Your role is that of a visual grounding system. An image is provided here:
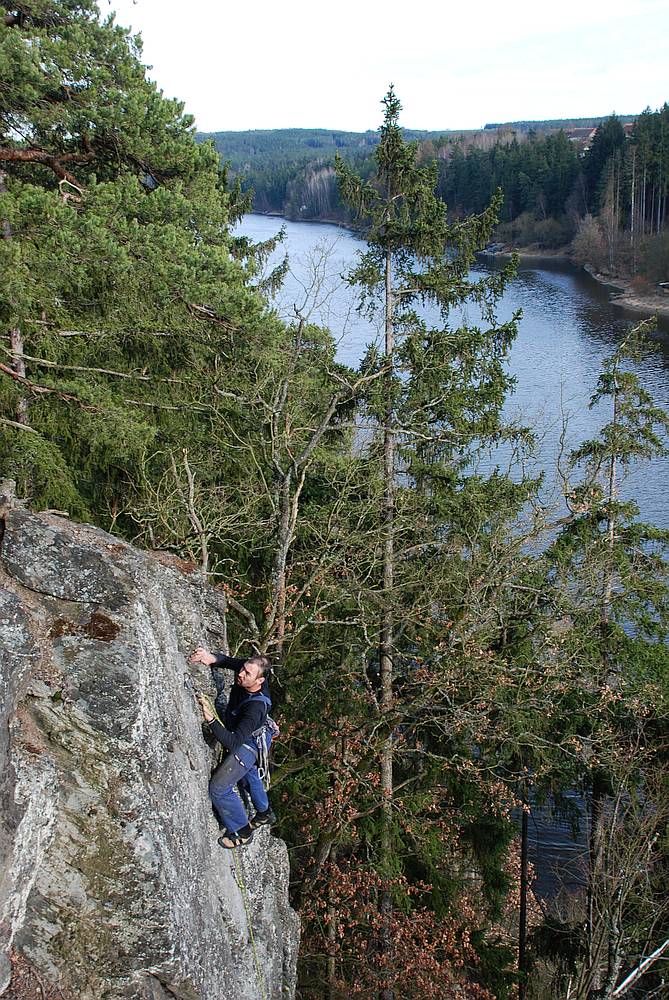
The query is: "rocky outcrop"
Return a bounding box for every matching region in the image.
[0,498,298,1000]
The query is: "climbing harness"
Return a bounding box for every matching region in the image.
[231,845,268,1000]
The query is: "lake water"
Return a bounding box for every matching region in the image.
[238,213,669,529]
[237,214,669,898]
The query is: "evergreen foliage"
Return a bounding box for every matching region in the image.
[0,0,273,523]
[204,108,669,278]
[440,131,579,223]
[275,85,534,997]
[528,322,669,997]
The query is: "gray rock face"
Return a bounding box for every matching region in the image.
[0,508,299,1000]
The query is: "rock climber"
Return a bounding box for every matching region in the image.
[188,646,277,849]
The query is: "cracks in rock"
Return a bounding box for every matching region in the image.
[143,973,199,1000]
[0,479,26,555]
[0,568,94,606]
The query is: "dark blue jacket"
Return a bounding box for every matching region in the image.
[208,653,271,753]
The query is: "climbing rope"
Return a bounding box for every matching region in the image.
[231,845,268,1000]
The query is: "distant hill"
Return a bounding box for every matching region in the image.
[197,118,638,166]
[483,116,637,132]
[197,127,452,172]
[196,127,459,221]
[195,115,641,222]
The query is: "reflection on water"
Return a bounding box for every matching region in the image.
[488,259,669,525]
[522,793,588,900]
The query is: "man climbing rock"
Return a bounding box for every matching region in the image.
[189,646,277,849]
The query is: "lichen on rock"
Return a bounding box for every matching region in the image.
[0,508,298,1000]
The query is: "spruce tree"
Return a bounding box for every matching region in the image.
[536,320,669,998]
[321,86,531,996]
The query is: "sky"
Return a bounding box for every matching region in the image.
[104,0,669,133]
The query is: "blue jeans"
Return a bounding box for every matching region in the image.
[209,744,259,834]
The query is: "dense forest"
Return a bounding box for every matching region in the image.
[206,110,669,285]
[199,126,450,219]
[199,119,605,220]
[483,117,636,132]
[2,4,669,999]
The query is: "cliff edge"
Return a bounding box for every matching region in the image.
[0,495,298,1000]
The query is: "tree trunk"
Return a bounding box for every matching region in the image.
[583,367,620,996]
[602,364,619,666]
[381,245,395,830]
[379,244,395,1000]
[263,469,293,654]
[586,775,606,997]
[9,327,29,426]
[629,149,636,269]
[1,173,28,426]
[518,788,529,1000]
[327,844,339,1000]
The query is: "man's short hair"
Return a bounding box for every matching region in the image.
[246,654,271,678]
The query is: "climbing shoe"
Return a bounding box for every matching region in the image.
[218,825,254,849]
[249,808,276,830]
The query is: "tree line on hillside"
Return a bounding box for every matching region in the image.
[2,5,668,999]
[198,127,448,171]
[571,109,669,281]
[222,109,669,284]
[483,116,636,132]
[200,127,446,220]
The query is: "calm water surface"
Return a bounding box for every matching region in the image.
[239,214,669,527]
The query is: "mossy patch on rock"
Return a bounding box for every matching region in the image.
[50,612,120,643]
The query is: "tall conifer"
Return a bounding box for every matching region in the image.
[332,86,528,995]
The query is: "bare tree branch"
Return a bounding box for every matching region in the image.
[2,347,151,381]
[226,594,261,642]
[0,415,38,433]
[0,145,93,187]
[611,938,669,997]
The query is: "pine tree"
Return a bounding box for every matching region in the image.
[0,0,268,522]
